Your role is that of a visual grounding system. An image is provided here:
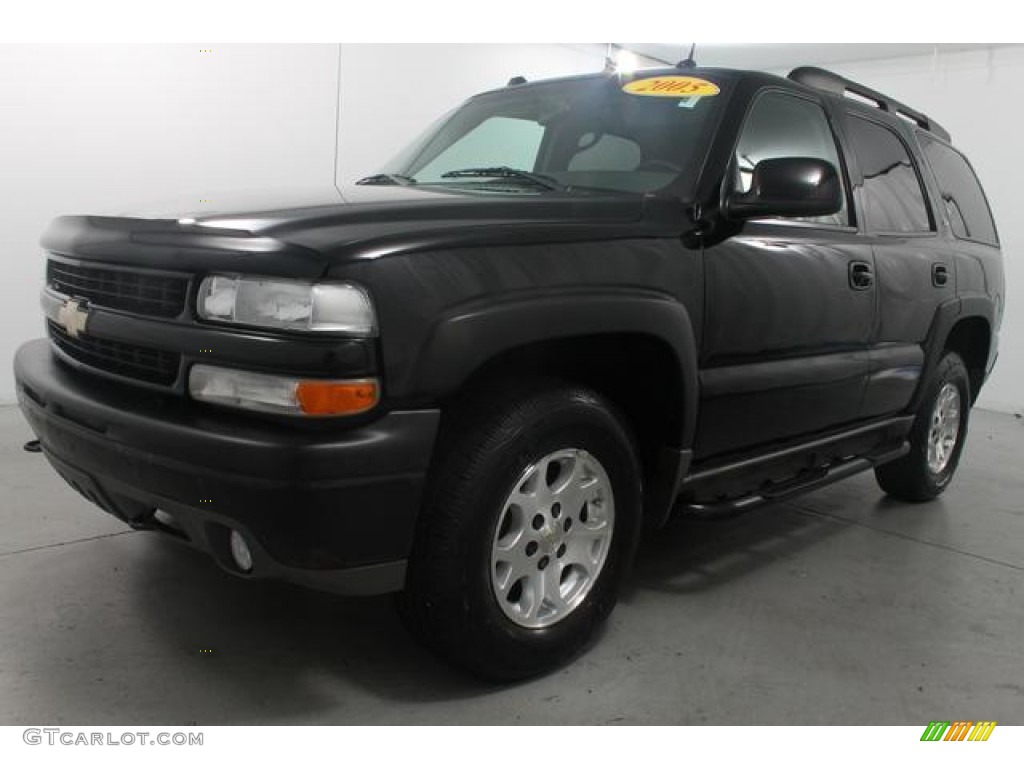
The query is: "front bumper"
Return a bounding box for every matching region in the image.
[14,339,439,595]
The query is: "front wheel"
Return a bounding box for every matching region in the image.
[399,382,642,681]
[875,351,971,502]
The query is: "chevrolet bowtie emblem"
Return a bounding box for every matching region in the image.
[57,298,90,339]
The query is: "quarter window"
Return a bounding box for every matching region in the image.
[920,136,998,244]
[846,115,932,233]
[734,91,849,226]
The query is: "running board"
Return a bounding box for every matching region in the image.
[682,416,914,489]
[679,440,910,519]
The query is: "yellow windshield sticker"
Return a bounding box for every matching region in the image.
[622,76,720,98]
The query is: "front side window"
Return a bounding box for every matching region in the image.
[380,74,727,195]
[919,136,998,244]
[846,115,932,233]
[733,90,849,226]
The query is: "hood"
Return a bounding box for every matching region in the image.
[113,186,349,225]
[117,183,647,234]
[42,184,683,278]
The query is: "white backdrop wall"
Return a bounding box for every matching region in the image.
[0,44,340,403]
[804,48,1023,414]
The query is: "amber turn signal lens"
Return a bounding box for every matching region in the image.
[295,379,379,416]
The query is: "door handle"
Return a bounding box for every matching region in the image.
[849,261,873,290]
[932,263,949,287]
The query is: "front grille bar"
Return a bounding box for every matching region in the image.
[47,320,180,386]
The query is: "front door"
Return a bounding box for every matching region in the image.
[696,89,875,459]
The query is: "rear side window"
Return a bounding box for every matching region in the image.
[846,115,932,233]
[920,136,998,245]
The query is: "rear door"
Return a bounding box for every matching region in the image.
[840,112,954,418]
[696,89,875,459]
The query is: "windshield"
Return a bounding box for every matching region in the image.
[375,72,728,195]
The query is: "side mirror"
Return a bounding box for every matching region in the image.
[724,157,842,220]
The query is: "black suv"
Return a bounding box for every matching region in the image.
[14,65,1003,680]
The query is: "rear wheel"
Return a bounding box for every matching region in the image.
[399,382,642,681]
[875,351,971,502]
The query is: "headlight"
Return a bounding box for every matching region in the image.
[189,364,379,417]
[197,275,376,335]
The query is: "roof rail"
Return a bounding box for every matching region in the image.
[788,66,951,143]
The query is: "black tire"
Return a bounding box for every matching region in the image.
[874,351,971,502]
[399,380,642,682]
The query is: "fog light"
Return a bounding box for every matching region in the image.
[229,530,253,573]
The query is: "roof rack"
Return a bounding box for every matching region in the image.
[788,66,951,143]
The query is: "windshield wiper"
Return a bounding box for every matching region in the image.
[356,173,417,186]
[439,166,562,190]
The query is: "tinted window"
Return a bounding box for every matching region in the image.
[846,115,931,232]
[920,136,998,244]
[568,133,642,171]
[734,91,848,226]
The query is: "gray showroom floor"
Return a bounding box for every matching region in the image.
[1,404,1022,725]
